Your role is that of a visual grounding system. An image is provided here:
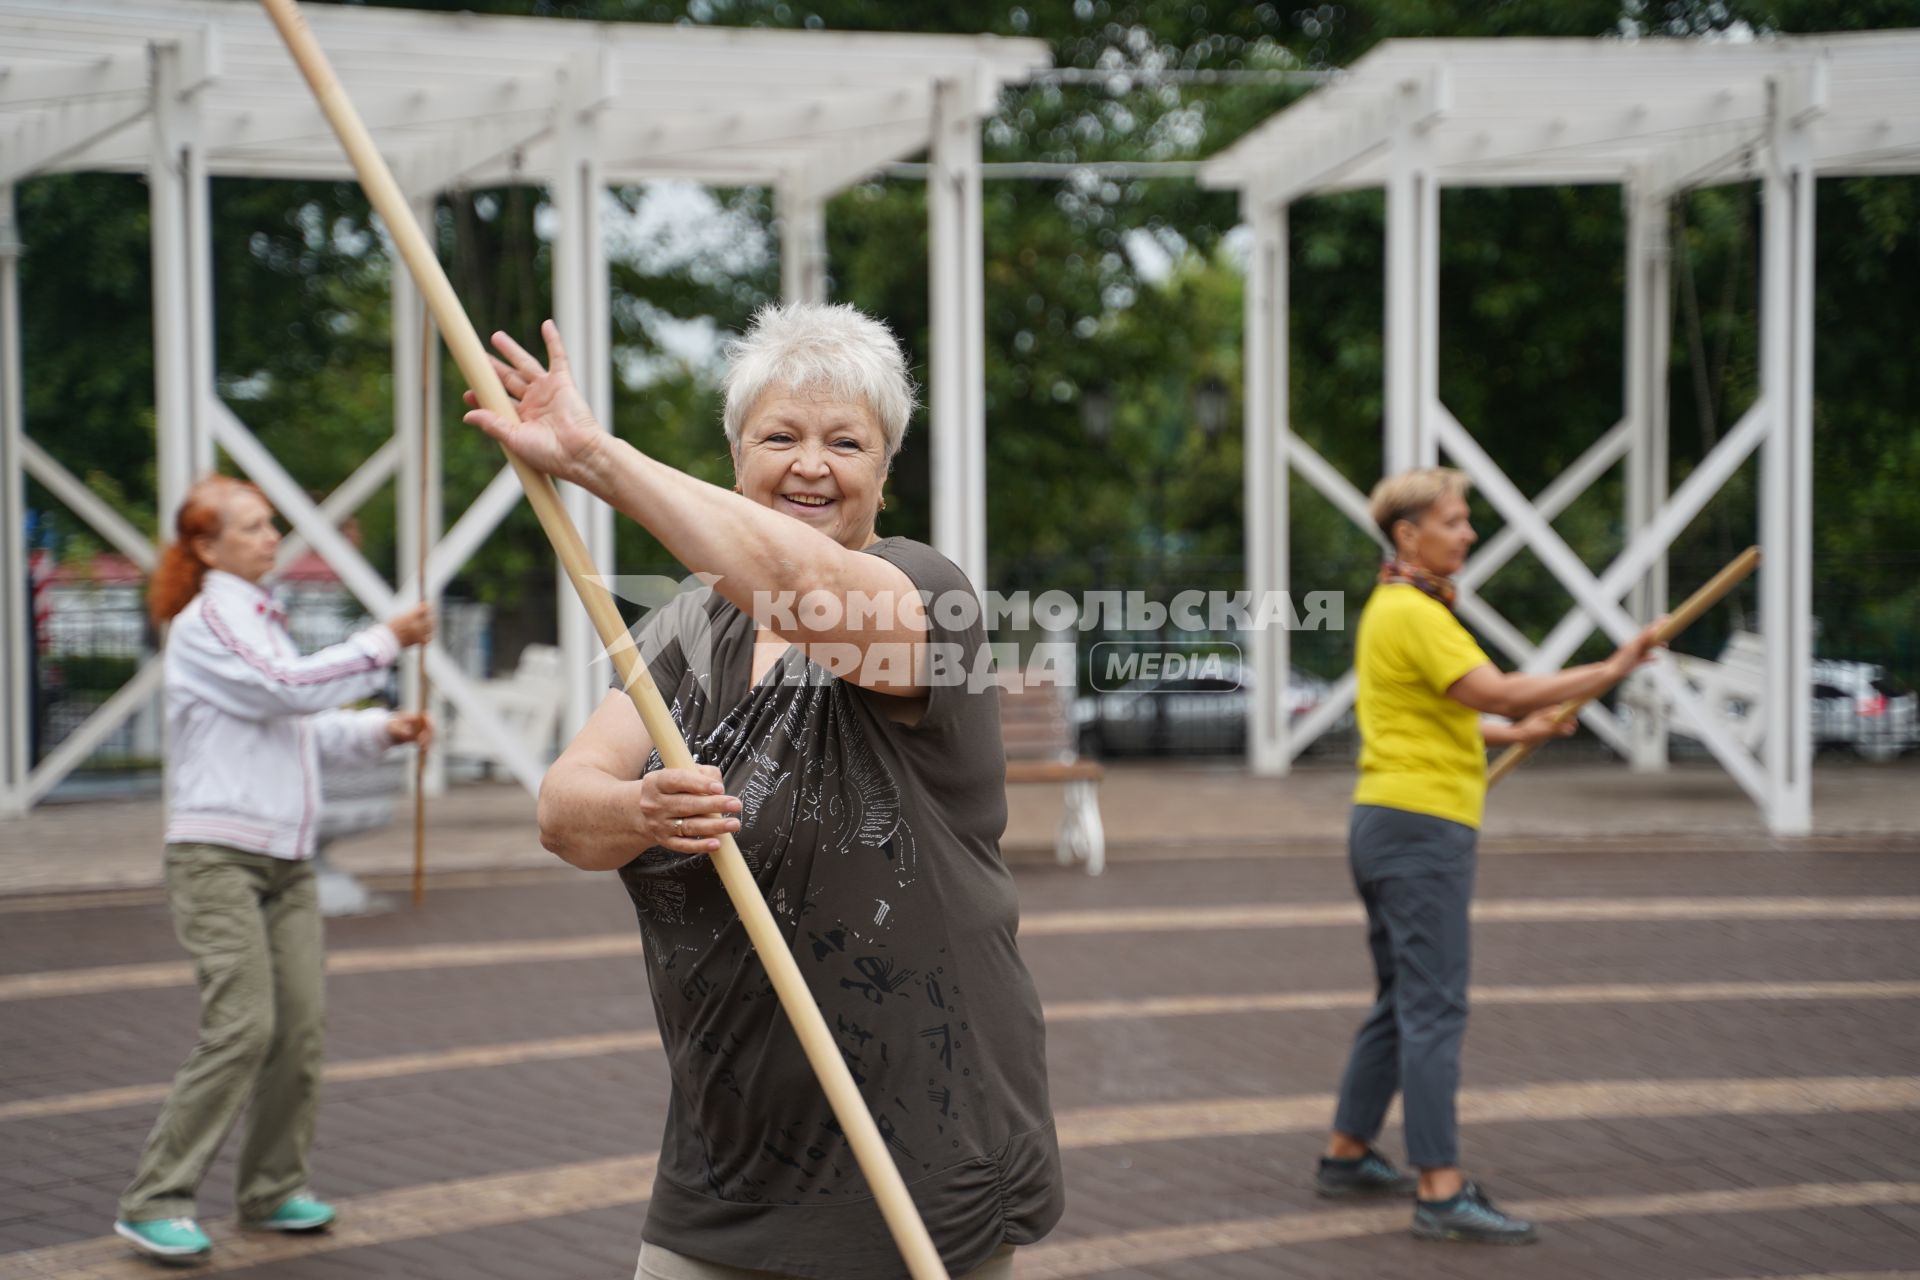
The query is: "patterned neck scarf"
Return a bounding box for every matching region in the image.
[1378,558,1457,612]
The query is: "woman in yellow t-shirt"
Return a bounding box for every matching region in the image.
[1312,467,1661,1246]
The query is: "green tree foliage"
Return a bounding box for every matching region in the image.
[15,0,1919,682]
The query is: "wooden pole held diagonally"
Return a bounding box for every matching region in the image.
[412,305,433,910]
[1487,545,1761,788]
[254,3,950,1274]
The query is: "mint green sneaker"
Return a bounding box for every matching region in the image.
[243,1194,335,1233]
[114,1217,211,1260]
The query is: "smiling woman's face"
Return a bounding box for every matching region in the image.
[733,386,889,550]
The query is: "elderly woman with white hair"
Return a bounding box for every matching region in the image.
[463,304,1063,1280]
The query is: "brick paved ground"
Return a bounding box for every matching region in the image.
[4,756,1916,895]
[3,833,1919,1277]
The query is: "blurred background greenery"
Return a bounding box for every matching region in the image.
[18,0,1920,686]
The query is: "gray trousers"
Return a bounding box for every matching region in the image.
[1331,804,1477,1169]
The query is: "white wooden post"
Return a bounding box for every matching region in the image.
[1625,180,1672,771]
[928,75,987,590]
[551,90,615,744]
[1415,170,1441,468]
[0,184,27,816]
[151,40,212,824]
[1244,197,1291,775]
[780,175,829,305]
[150,41,198,536]
[1759,117,1816,835]
[394,193,446,795]
[186,129,214,478]
[1383,131,1437,474]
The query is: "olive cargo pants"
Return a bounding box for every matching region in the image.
[119,843,325,1224]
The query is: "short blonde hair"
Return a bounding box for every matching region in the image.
[1368,468,1471,546]
[721,302,917,462]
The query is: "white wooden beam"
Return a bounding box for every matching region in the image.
[411,463,523,604]
[1811,117,1920,170]
[1457,418,1631,594]
[393,53,613,199]
[274,437,402,571]
[3,24,221,180]
[1281,428,1629,752]
[1284,432,1381,547]
[394,113,552,202]
[1436,403,1769,804]
[19,438,157,572]
[281,8,1046,79]
[1532,400,1771,673]
[1643,123,1766,197]
[1405,90,1756,179]
[0,49,148,107]
[1288,670,1357,764]
[25,656,163,807]
[212,402,545,793]
[605,83,928,162]
[0,97,151,184]
[800,118,932,197]
[71,74,555,171]
[212,403,396,616]
[1232,68,1448,207]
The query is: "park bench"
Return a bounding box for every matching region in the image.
[445,643,566,778]
[999,679,1106,876]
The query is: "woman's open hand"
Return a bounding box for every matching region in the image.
[462,320,609,490]
[636,764,743,857]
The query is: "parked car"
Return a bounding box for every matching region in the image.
[1619,633,1917,764]
[1072,661,1336,758]
[1812,659,1917,762]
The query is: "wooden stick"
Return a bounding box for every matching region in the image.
[256,4,949,1274]
[412,304,433,910]
[1486,545,1761,788]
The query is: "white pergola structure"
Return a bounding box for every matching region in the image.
[0,0,1047,813]
[1202,33,1920,835]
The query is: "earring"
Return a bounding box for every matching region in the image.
[879,497,887,511]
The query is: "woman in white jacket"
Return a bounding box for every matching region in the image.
[113,475,433,1262]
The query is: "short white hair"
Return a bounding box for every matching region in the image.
[721,302,916,461]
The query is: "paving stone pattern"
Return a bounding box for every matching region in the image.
[1,844,1918,1277]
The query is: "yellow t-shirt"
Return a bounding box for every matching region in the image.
[1352,583,1493,829]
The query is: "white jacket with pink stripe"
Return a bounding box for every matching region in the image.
[163,570,401,860]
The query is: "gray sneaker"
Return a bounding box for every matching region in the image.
[1314,1148,1419,1198]
[1412,1179,1538,1244]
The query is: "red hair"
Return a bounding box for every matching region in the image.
[148,476,269,627]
